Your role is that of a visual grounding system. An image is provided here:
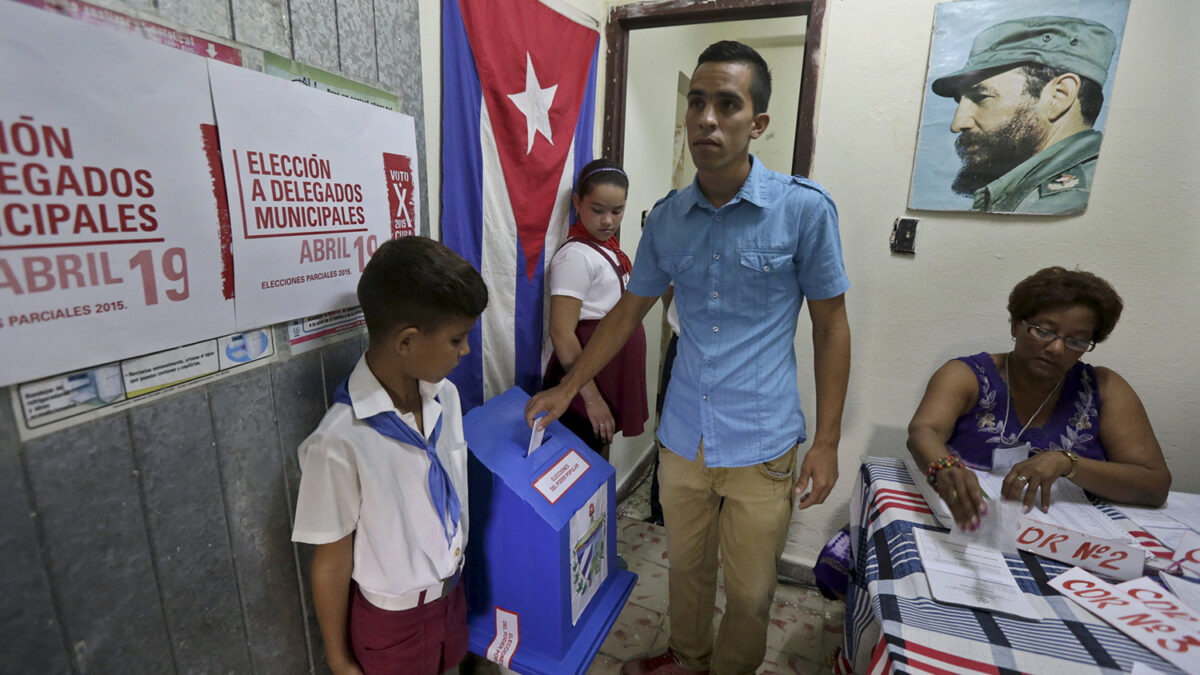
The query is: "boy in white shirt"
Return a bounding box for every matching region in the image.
[291,236,488,674]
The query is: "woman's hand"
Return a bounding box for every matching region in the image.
[584,395,615,443]
[934,466,988,531]
[1002,451,1072,513]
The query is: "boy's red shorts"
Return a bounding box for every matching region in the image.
[350,580,468,674]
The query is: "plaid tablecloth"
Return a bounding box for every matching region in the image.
[844,457,1184,675]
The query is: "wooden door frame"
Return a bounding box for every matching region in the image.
[602,0,826,177]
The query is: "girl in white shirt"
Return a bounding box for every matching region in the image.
[543,159,647,458]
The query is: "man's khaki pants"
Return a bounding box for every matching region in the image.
[659,440,798,675]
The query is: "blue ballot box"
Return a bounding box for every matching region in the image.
[463,387,637,674]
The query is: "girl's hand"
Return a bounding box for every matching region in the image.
[584,396,615,443]
[935,466,988,531]
[1003,451,1072,513]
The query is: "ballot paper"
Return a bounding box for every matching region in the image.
[1130,663,1173,675]
[1161,574,1200,615]
[902,457,953,526]
[972,468,1134,544]
[913,528,1039,619]
[1171,531,1200,577]
[527,423,546,457]
[1119,492,1200,551]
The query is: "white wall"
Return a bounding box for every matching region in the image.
[793,0,1200,562]
[419,0,1200,564]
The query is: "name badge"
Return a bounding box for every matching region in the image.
[992,444,1031,471]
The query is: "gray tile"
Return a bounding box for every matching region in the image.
[270,350,330,673]
[271,349,328,506]
[374,0,421,105]
[321,337,364,405]
[335,0,378,82]
[113,0,156,11]
[130,390,253,673]
[157,0,232,39]
[231,0,292,55]
[210,370,309,673]
[0,393,71,674]
[289,0,339,70]
[24,416,174,673]
[373,0,428,235]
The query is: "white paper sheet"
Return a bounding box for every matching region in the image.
[913,528,1039,619]
[972,468,1133,543]
[1161,575,1200,616]
[902,457,952,526]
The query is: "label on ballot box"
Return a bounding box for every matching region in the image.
[535,450,590,504]
[487,608,520,668]
[1016,516,1143,580]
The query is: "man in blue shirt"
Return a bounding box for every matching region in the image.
[527,41,850,675]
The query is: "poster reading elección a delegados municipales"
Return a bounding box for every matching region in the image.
[209,60,420,330]
[0,2,234,387]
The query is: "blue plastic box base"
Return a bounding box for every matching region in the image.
[468,568,636,675]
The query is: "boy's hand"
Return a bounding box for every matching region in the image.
[525,384,573,430]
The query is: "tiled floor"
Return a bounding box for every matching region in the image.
[585,466,846,675]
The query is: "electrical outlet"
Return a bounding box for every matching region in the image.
[890,217,918,254]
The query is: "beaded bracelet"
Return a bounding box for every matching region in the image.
[925,456,964,487]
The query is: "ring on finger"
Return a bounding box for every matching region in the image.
[949,490,959,501]
[1016,475,1029,484]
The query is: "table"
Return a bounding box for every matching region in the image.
[844,456,1184,675]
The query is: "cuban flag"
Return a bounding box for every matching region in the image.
[442,0,599,410]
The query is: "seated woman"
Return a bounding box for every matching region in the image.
[908,266,1171,531]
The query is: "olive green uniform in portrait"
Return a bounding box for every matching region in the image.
[972,128,1102,214]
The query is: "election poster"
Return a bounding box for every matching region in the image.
[0,1,234,387]
[208,60,420,329]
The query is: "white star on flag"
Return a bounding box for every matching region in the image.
[506,52,557,154]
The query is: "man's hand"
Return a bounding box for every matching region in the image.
[525,384,574,430]
[795,443,838,509]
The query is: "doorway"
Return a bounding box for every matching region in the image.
[603,0,826,177]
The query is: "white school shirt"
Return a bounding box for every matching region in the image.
[291,355,468,601]
[548,240,628,320]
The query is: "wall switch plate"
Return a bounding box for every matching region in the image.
[890,217,918,254]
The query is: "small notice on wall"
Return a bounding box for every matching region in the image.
[287,307,365,354]
[263,52,398,111]
[14,327,273,438]
[208,60,421,329]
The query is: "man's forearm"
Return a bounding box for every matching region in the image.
[810,302,851,448]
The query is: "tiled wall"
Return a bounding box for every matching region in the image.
[0,0,425,671]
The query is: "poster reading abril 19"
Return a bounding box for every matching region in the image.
[0,2,233,387]
[208,61,420,330]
